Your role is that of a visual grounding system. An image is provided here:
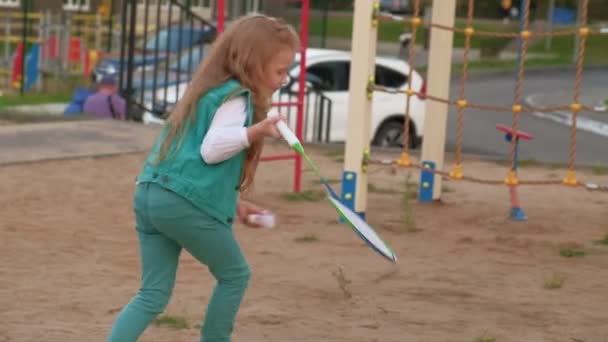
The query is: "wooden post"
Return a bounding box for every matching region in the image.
[419,0,457,201]
[341,0,378,217]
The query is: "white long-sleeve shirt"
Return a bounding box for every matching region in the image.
[200,96,250,164]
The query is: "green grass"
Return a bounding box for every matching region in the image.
[473,333,497,342]
[591,166,608,176]
[0,92,73,107]
[294,234,320,243]
[303,16,517,48]
[153,314,190,330]
[281,190,325,202]
[594,234,608,246]
[529,32,608,65]
[559,247,586,258]
[543,273,566,290]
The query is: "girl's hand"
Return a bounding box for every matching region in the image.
[247,115,286,142]
[236,199,266,228]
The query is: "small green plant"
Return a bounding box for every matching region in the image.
[442,185,454,193]
[294,234,319,243]
[473,333,496,342]
[543,273,566,289]
[559,248,586,258]
[154,314,190,330]
[594,233,608,246]
[331,265,352,298]
[281,190,325,202]
[401,172,419,232]
[368,182,401,194]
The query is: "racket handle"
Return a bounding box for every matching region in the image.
[276,120,301,147]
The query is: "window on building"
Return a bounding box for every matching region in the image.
[0,0,20,8]
[63,0,90,11]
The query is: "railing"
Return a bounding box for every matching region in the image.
[118,0,216,121]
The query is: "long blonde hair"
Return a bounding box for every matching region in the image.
[157,14,300,192]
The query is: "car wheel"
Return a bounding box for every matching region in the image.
[373,120,418,149]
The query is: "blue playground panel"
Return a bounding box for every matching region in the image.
[552,7,576,25]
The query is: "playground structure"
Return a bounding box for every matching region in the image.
[342,0,607,219]
[0,10,120,94]
[215,0,310,192]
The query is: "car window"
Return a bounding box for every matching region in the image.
[169,46,206,72]
[306,61,350,92]
[375,65,407,88]
[145,28,201,53]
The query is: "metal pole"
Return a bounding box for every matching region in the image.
[573,0,583,63]
[125,0,138,120]
[320,0,329,48]
[545,0,555,52]
[20,0,29,96]
[217,0,224,32]
[294,0,310,193]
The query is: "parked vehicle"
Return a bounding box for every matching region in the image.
[91,23,216,83]
[286,48,426,148]
[141,48,427,149]
[379,0,411,14]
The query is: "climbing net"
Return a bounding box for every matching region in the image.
[369,0,607,192]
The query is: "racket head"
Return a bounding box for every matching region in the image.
[326,195,397,263]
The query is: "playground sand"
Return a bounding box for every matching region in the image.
[1,144,607,342]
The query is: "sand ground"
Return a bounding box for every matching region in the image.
[1,142,607,342]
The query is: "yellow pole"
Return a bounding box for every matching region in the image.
[420,1,457,200]
[341,0,378,216]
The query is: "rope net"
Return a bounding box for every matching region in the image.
[370,0,607,191]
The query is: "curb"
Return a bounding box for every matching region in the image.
[464,64,608,81]
[525,93,608,138]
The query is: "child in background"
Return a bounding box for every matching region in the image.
[108,14,299,342]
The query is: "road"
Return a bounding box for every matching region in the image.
[441,68,608,166]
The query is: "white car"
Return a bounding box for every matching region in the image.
[143,48,427,148]
[280,48,426,148]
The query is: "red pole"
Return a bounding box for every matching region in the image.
[294,0,309,193]
[217,0,225,33]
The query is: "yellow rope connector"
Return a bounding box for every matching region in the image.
[512,104,523,113]
[457,99,468,109]
[366,76,375,100]
[579,27,590,37]
[464,27,475,37]
[520,30,531,39]
[372,1,380,27]
[405,88,416,97]
[410,17,422,27]
[362,148,371,173]
[396,151,411,167]
[449,164,464,180]
[505,170,519,186]
[570,103,582,112]
[563,170,578,186]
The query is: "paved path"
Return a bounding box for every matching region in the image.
[0,119,160,165]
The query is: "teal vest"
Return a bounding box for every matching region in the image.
[136,80,253,226]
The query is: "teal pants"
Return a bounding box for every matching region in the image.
[108,182,250,342]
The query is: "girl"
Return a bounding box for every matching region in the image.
[108,14,300,342]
